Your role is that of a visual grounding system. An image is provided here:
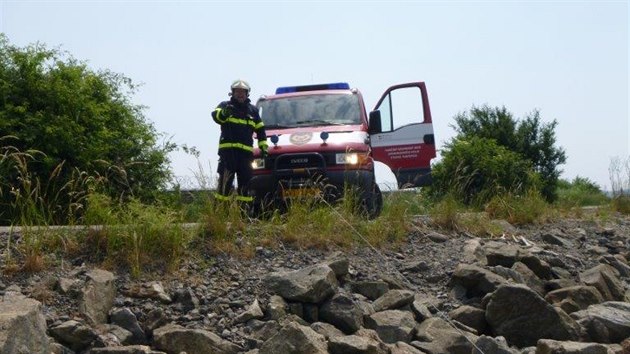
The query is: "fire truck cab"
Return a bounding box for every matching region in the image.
[249,82,436,218]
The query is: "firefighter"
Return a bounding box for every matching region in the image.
[212,79,268,204]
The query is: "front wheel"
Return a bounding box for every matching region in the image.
[362,183,383,219]
[249,191,276,219]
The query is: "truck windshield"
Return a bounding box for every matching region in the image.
[258,94,361,129]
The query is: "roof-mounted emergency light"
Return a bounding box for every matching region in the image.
[275,82,350,94]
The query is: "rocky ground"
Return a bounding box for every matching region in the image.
[1,211,630,353]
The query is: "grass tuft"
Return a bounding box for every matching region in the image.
[485,189,551,225]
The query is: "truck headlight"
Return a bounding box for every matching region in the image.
[336,152,368,165]
[252,158,265,170]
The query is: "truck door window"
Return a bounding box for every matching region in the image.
[389,87,425,130]
[379,96,393,132]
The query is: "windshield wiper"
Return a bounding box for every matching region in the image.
[295,120,344,126]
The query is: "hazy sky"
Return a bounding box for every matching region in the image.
[1,0,628,190]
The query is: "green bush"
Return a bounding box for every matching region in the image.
[428,137,540,206]
[556,176,609,208]
[0,35,175,225]
[452,105,566,202]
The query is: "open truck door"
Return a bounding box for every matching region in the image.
[369,82,436,189]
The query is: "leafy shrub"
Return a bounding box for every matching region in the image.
[452,105,566,201]
[556,176,609,208]
[428,137,540,206]
[0,35,174,225]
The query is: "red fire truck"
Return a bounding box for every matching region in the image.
[249,82,436,218]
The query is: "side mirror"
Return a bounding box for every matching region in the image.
[368,110,382,134]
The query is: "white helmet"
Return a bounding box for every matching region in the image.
[231,79,251,93]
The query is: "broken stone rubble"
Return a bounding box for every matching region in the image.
[1,216,630,353]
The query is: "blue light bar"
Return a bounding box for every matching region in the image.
[275,82,350,94]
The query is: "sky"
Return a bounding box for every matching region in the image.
[1,0,628,191]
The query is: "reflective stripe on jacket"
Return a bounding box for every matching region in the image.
[212,98,267,154]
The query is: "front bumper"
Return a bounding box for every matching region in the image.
[250,167,375,203]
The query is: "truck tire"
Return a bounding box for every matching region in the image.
[363,183,383,219]
[249,192,275,219]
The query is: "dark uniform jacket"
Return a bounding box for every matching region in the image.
[212,97,267,157]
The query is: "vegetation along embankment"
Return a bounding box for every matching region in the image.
[1,33,629,277]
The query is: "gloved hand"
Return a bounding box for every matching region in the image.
[222,105,233,118]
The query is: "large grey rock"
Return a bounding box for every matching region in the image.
[267,295,288,320]
[328,331,389,354]
[365,310,416,344]
[265,264,338,303]
[401,260,431,273]
[489,265,525,285]
[153,323,241,354]
[388,341,426,354]
[449,264,508,300]
[50,342,74,354]
[472,335,518,354]
[234,298,264,324]
[483,242,552,279]
[98,324,133,347]
[570,301,630,344]
[142,308,168,336]
[485,283,581,347]
[372,289,415,312]
[518,254,553,280]
[56,277,81,296]
[579,264,626,302]
[411,295,434,322]
[123,281,171,303]
[536,339,616,354]
[247,319,281,342]
[413,317,478,354]
[259,321,328,354]
[89,345,166,353]
[326,252,350,278]
[349,280,389,300]
[109,307,146,345]
[172,287,199,313]
[462,238,485,264]
[310,321,344,339]
[0,296,50,354]
[541,231,575,248]
[379,274,407,290]
[280,314,310,327]
[357,298,376,320]
[80,269,116,325]
[545,286,605,314]
[49,319,98,352]
[448,305,487,335]
[599,254,630,278]
[319,293,364,334]
[482,241,524,267]
[426,231,449,243]
[511,261,546,295]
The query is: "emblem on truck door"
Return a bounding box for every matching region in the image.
[290,132,313,145]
